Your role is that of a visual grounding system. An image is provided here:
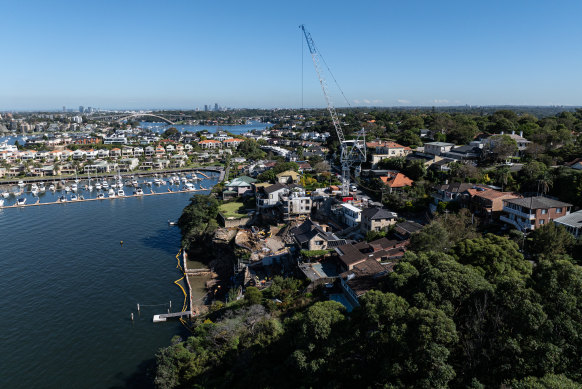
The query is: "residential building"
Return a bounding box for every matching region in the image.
[255,183,287,210]
[360,207,398,233]
[276,170,300,184]
[222,138,244,148]
[424,142,455,156]
[500,196,572,232]
[281,188,312,219]
[335,237,407,271]
[393,221,423,240]
[341,203,362,227]
[198,139,222,149]
[224,176,257,197]
[469,188,521,218]
[380,171,414,193]
[554,210,582,238]
[367,141,412,168]
[290,219,345,250]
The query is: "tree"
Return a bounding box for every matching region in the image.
[527,222,575,259]
[485,134,518,162]
[452,234,532,282]
[162,127,179,138]
[244,287,263,306]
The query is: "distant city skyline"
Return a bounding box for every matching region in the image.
[1,0,582,110]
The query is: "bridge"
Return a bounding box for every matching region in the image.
[153,311,192,322]
[90,112,177,125]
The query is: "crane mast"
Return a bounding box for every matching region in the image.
[300,24,365,196]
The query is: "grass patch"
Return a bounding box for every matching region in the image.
[219,202,247,218]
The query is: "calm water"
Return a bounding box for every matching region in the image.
[0,176,218,388]
[139,120,273,135]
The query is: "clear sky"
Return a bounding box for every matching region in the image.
[1,0,581,110]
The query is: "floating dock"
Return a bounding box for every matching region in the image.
[0,188,208,210]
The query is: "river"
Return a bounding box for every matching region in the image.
[0,175,218,388]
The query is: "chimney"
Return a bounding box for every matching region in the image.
[520,131,523,137]
[512,130,515,135]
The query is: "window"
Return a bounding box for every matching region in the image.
[556,208,562,213]
[540,219,545,225]
[541,209,547,215]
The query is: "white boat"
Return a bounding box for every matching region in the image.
[71,194,78,201]
[183,182,195,191]
[108,188,116,197]
[17,197,26,206]
[1,191,9,198]
[18,181,25,188]
[102,181,109,189]
[87,184,93,191]
[39,185,46,193]
[64,186,71,192]
[134,188,144,196]
[59,195,67,202]
[49,184,56,191]
[71,183,78,192]
[97,193,105,199]
[117,189,125,197]
[153,178,161,185]
[95,182,102,190]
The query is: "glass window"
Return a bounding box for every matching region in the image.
[540,219,545,225]
[556,208,562,213]
[541,209,547,214]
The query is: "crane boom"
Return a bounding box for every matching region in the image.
[300,25,345,144]
[300,24,365,196]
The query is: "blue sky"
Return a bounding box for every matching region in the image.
[1,0,581,110]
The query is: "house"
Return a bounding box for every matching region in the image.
[198,139,222,149]
[222,138,244,148]
[341,203,362,227]
[256,183,288,210]
[360,207,398,233]
[224,176,257,197]
[84,160,111,173]
[121,147,134,157]
[85,149,98,160]
[72,149,86,160]
[276,170,300,184]
[367,141,412,168]
[393,221,423,240]
[97,149,110,159]
[118,158,139,172]
[281,188,312,219]
[290,219,345,250]
[444,144,484,162]
[133,147,144,157]
[554,210,582,238]
[144,146,155,157]
[110,148,121,158]
[501,196,572,232]
[469,188,522,219]
[424,142,455,156]
[336,237,407,271]
[380,172,414,193]
[430,182,475,211]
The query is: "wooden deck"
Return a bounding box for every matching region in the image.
[153,311,192,322]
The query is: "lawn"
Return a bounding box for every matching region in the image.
[219,202,247,218]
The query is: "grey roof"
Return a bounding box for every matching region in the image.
[425,142,455,147]
[394,221,423,235]
[554,210,582,229]
[435,182,474,193]
[362,207,397,220]
[290,219,339,245]
[504,196,572,210]
[264,183,287,194]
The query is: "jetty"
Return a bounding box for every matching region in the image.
[0,188,209,210]
[153,311,192,323]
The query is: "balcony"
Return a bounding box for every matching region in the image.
[500,215,533,232]
[502,206,535,220]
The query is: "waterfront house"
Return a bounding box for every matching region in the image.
[224,176,257,197]
[222,138,244,148]
[97,149,110,159]
[133,147,144,157]
[118,158,139,172]
[110,148,122,158]
[144,146,155,157]
[122,147,134,157]
[500,196,572,232]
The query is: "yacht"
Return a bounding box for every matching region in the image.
[0,198,4,207]
[18,180,25,188]
[71,194,78,201]
[17,197,26,206]
[95,182,102,190]
[71,183,78,192]
[117,189,125,197]
[49,184,56,191]
[39,184,46,193]
[108,188,116,197]
[153,178,161,185]
[97,193,105,199]
[1,191,10,198]
[64,186,71,192]
[59,195,67,202]
[134,187,144,196]
[102,181,109,189]
[183,182,195,191]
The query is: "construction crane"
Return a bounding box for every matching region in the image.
[300,24,366,196]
